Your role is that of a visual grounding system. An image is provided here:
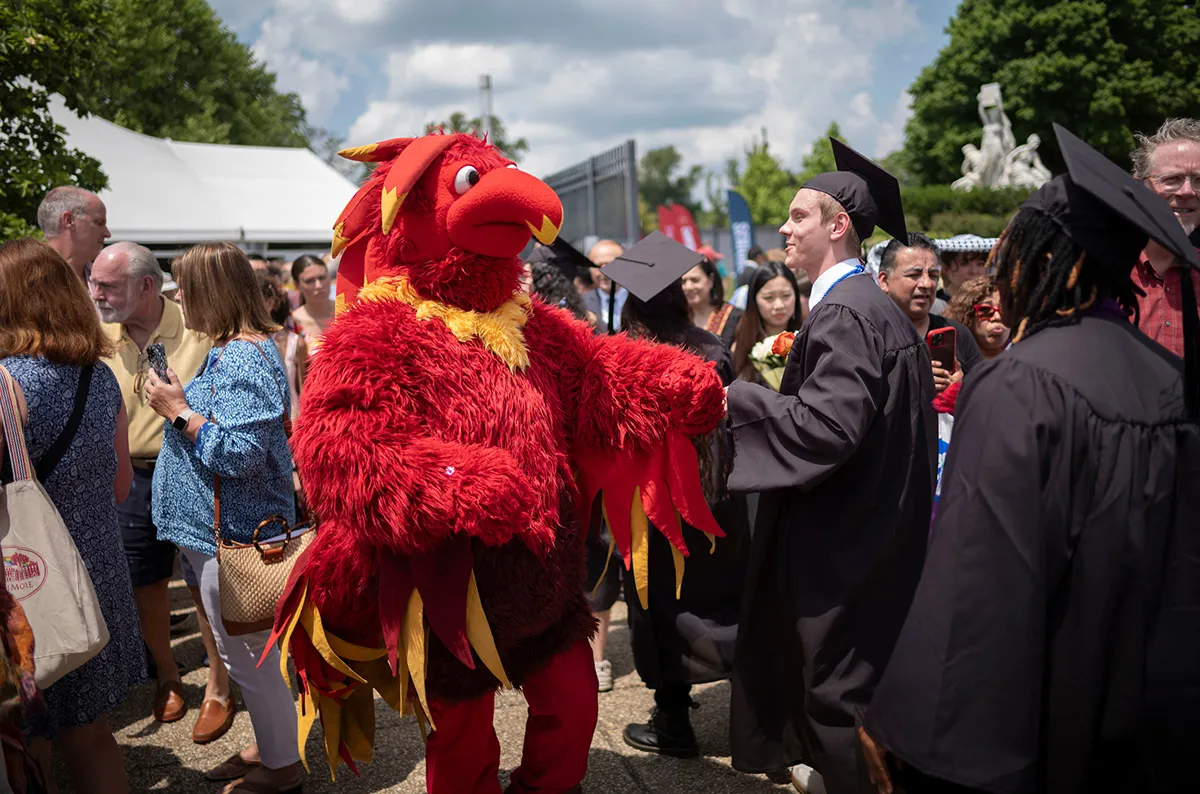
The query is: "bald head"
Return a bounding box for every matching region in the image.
[587,240,623,293]
[89,242,163,324]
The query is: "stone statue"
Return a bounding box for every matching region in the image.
[998,133,1053,190]
[953,83,1049,192]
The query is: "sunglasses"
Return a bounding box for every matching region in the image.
[973,304,1002,321]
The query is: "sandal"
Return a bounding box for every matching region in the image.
[206,753,261,782]
[221,764,303,794]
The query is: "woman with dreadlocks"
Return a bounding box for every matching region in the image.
[857,125,1200,794]
[616,277,749,760]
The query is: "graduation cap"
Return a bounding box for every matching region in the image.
[802,138,908,242]
[1024,123,1199,416]
[600,231,706,303]
[1023,123,1200,271]
[525,238,593,282]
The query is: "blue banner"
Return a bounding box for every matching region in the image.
[727,190,754,274]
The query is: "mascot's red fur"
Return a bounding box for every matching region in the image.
[269,132,726,794]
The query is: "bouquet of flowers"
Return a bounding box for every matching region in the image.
[749,331,795,391]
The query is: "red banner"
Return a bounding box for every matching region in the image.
[655,204,701,251]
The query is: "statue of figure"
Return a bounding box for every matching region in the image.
[999,133,1052,190]
[976,84,1014,187]
[952,144,985,192]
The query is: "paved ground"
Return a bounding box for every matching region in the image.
[76,578,793,793]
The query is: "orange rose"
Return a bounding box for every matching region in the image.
[770,332,795,357]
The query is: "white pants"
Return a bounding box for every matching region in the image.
[181,547,299,769]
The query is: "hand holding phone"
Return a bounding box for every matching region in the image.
[926,328,957,374]
[146,342,169,383]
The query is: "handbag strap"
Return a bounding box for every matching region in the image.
[0,368,35,483]
[34,364,92,483]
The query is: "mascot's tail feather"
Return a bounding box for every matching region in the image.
[262,537,511,780]
[576,430,724,611]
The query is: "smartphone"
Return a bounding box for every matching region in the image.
[146,342,169,382]
[926,327,957,374]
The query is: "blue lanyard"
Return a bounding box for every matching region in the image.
[827,265,865,294]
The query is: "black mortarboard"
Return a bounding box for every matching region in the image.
[1023,123,1200,271]
[802,138,908,241]
[525,238,592,282]
[1024,123,1199,417]
[600,231,706,303]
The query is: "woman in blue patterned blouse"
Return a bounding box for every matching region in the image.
[145,243,301,793]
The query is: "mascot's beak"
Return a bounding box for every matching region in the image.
[446,167,564,258]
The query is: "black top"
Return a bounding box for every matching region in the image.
[725,272,937,790]
[928,314,984,375]
[865,313,1200,794]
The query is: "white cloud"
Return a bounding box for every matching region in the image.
[222,0,927,178]
[874,91,914,157]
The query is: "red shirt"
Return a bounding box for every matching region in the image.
[1133,252,1200,359]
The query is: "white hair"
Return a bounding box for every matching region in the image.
[1131,117,1200,179]
[104,241,164,291]
[37,186,97,237]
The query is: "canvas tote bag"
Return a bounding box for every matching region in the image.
[0,366,108,689]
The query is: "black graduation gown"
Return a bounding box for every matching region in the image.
[725,273,938,792]
[625,328,749,689]
[864,314,1200,794]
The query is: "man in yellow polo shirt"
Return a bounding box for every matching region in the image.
[91,243,230,740]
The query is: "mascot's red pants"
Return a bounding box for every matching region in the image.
[425,639,598,794]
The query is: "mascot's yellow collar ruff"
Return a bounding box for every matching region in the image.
[357,276,532,371]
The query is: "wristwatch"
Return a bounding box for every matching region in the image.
[172,409,196,432]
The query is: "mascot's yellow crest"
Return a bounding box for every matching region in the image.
[358,276,532,371]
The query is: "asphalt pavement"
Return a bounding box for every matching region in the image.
[84,579,792,793]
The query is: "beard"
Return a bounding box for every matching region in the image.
[95,301,132,324]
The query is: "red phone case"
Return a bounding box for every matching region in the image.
[926,327,957,374]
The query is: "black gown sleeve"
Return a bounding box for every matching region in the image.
[726,305,885,493]
[863,358,1071,794]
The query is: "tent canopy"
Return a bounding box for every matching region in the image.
[50,95,358,247]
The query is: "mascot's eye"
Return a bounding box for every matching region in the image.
[454,166,481,195]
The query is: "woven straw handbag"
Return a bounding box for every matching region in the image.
[216,512,314,635]
[207,341,316,636]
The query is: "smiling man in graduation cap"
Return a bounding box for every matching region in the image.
[723,140,938,793]
[858,125,1200,794]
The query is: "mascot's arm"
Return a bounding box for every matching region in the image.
[526,304,727,609]
[293,320,537,556]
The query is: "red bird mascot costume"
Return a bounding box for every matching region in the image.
[269,132,727,794]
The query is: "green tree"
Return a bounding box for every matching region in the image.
[425,112,530,163]
[79,0,310,148]
[729,137,797,226]
[637,145,704,230]
[903,0,1200,185]
[797,122,847,183]
[1,0,110,238]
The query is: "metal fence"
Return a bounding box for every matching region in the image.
[541,140,640,249]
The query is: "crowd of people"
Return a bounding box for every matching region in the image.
[0,115,1195,794]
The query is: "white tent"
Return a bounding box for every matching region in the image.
[50,95,357,255]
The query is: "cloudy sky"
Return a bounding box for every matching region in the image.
[208,0,959,181]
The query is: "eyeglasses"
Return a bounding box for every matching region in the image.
[973,304,1002,321]
[1150,173,1200,194]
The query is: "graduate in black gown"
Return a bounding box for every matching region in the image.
[725,140,938,793]
[860,124,1200,794]
[615,275,749,758]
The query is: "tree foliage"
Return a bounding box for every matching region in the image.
[637,145,703,230]
[80,0,310,147]
[728,135,798,227]
[903,0,1200,185]
[1,0,110,238]
[425,112,529,163]
[796,122,847,184]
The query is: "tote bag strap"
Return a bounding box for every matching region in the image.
[34,364,92,484]
[0,367,35,483]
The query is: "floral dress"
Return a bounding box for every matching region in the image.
[0,356,146,739]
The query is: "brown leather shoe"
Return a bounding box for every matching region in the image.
[192,698,236,744]
[153,681,187,723]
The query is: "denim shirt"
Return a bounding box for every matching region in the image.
[152,340,295,556]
